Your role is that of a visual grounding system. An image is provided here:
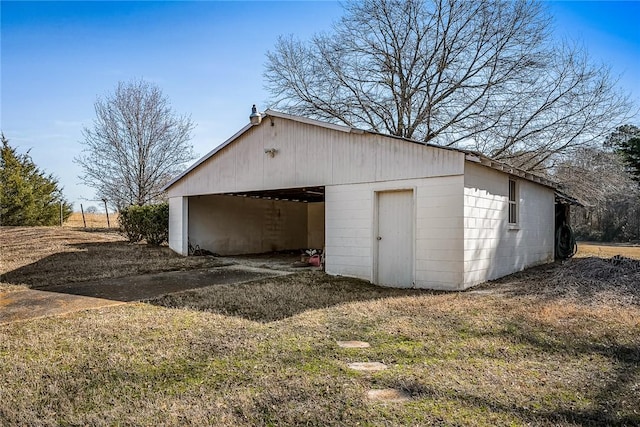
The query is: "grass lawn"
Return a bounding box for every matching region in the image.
[1,227,639,426]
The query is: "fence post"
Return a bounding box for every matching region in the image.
[80,204,87,228]
[103,199,110,228]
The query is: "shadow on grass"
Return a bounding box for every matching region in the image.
[1,241,226,291]
[147,271,433,322]
[386,314,640,427]
[1,240,429,312]
[501,316,640,426]
[395,379,639,426]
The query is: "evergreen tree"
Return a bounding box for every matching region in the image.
[0,134,73,226]
[607,124,640,182]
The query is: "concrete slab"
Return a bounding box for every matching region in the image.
[366,389,411,403]
[1,265,291,324]
[36,265,291,302]
[337,341,371,348]
[347,362,388,371]
[0,289,122,325]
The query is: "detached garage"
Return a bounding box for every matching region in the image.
[164,108,562,290]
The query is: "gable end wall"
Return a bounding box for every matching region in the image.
[167,118,464,197]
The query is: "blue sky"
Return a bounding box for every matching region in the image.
[2,1,639,211]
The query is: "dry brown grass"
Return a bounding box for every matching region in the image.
[150,271,426,322]
[1,230,639,426]
[486,256,640,307]
[0,226,224,291]
[63,212,119,229]
[577,241,640,259]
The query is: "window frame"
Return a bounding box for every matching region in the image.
[508,178,518,226]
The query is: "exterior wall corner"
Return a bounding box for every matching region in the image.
[168,197,188,256]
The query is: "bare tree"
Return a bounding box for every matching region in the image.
[265,0,633,172]
[553,147,634,206]
[76,79,196,209]
[553,145,640,241]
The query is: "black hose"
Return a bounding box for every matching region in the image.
[556,223,577,260]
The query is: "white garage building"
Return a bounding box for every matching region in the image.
[164,109,561,290]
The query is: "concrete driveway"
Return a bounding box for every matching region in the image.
[0,265,291,325]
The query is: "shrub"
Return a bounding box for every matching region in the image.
[143,203,169,246]
[119,203,169,245]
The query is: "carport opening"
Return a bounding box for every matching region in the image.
[187,186,325,257]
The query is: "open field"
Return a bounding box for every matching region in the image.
[63,211,119,229]
[576,241,640,259]
[0,228,639,426]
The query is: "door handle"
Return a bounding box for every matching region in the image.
[377,236,382,240]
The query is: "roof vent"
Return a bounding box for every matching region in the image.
[249,104,262,125]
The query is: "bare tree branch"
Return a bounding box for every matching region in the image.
[264,0,634,172]
[75,79,196,209]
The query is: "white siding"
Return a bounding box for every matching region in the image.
[188,195,308,255]
[167,118,464,197]
[463,163,555,287]
[168,197,188,255]
[325,175,464,290]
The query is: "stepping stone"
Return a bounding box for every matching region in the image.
[337,340,370,348]
[366,388,411,403]
[347,362,387,371]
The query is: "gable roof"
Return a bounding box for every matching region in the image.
[163,109,559,191]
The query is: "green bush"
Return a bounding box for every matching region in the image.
[118,206,145,243]
[143,203,169,245]
[119,203,169,245]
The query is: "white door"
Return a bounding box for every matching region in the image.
[376,190,413,287]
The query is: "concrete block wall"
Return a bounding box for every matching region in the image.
[168,197,188,255]
[188,195,308,255]
[463,163,555,286]
[415,176,465,289]
[307,202,325,249]
[325,175,464,290]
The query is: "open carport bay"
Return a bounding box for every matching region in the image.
[187,189,325,256]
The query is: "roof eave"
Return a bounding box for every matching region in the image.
[162,108,563,193]
[467,154,559,190]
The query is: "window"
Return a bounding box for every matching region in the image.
[508,179,518,225]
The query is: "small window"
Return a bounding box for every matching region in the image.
[508,179,518,224]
